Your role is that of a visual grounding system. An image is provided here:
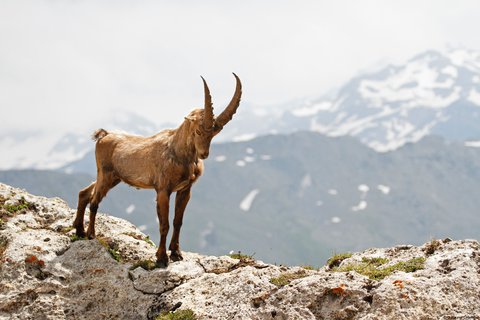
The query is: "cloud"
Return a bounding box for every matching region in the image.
[1,0,479,134]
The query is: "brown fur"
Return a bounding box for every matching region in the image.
[73,75,242,267]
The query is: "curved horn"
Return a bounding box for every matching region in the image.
[214,73,242,132]
[201,76,214,130]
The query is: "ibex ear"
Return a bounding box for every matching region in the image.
[184,115,197,121]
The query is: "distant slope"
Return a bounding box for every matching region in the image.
[2,132,480,266]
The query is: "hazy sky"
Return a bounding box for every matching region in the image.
[2,0,480,134]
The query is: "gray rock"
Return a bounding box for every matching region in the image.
[1,183,480,319]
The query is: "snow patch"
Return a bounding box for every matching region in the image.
[351,201,367,212]
[215,155,227,162]
[300,174,312,189]
[465,141,480,148]
[358,60,457,106]
[291,101,333,117]
[246,148,254,154]
[244,156,255,163]
[441,66,458,78]
[331,216,341,224]
[468,88,480,106]
[236,160,246,167]
[232,133,257,142]
[125,204,135,215]
[138,225,147,231]
[358,184,369,199]
[328,189,338,195]
[449,49,471,67]
[260,155,272,160]
[240,189,260,212]
[377,185,391,194]
[358,184,369,193]
[316,200,323,206]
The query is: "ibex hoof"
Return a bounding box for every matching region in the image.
[75,227,86,238]
[86,229,96,239]
[170,251,184,262]
[156,258,169,268]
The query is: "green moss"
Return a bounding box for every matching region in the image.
[130,259,157,271]
[156,309,197,320]
[3,197,36,214]
[98,237,122,262]
[393,257,426,273]
[228,251,254,260]
[361,256,389,266]
[60,226,75,234]
[69,234,87,242]
[301,265,317,271]
[332,256,426,280]
[270,270,308,287]
[326,252,353,269]
[144,235,156,247]
[108,248,122,262]
[0,196,36,223]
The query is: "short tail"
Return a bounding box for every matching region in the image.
[92,128,108,141]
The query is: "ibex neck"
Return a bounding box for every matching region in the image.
[171,121,197,161]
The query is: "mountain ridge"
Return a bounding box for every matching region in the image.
[2,131,480,266]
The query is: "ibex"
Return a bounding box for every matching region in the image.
[73,73,242,267]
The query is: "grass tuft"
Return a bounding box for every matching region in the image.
[60,226,75,234]
[331,256,426,280]
[0,196,37,224]
[70,234,87,242]
[156,309,197,320]
[301,265,318,271]
[270,270,308,287]
[326,252,353,269]
[130,259,158,271]
[98,237,122,262]
[228,251,254,260]
[3,196,36,214]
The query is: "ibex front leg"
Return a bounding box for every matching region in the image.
[169,186,191,262]
[155,190,171,267]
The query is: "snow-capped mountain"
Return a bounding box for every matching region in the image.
[282,48,480,151]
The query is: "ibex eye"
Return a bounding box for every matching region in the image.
[195,129,201,135]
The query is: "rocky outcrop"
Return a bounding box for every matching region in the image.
[1,182,479,319]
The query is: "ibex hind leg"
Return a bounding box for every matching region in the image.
[86,175,120,239]
[74,182,96,237]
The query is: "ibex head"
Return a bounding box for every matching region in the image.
[184,73,242,159]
